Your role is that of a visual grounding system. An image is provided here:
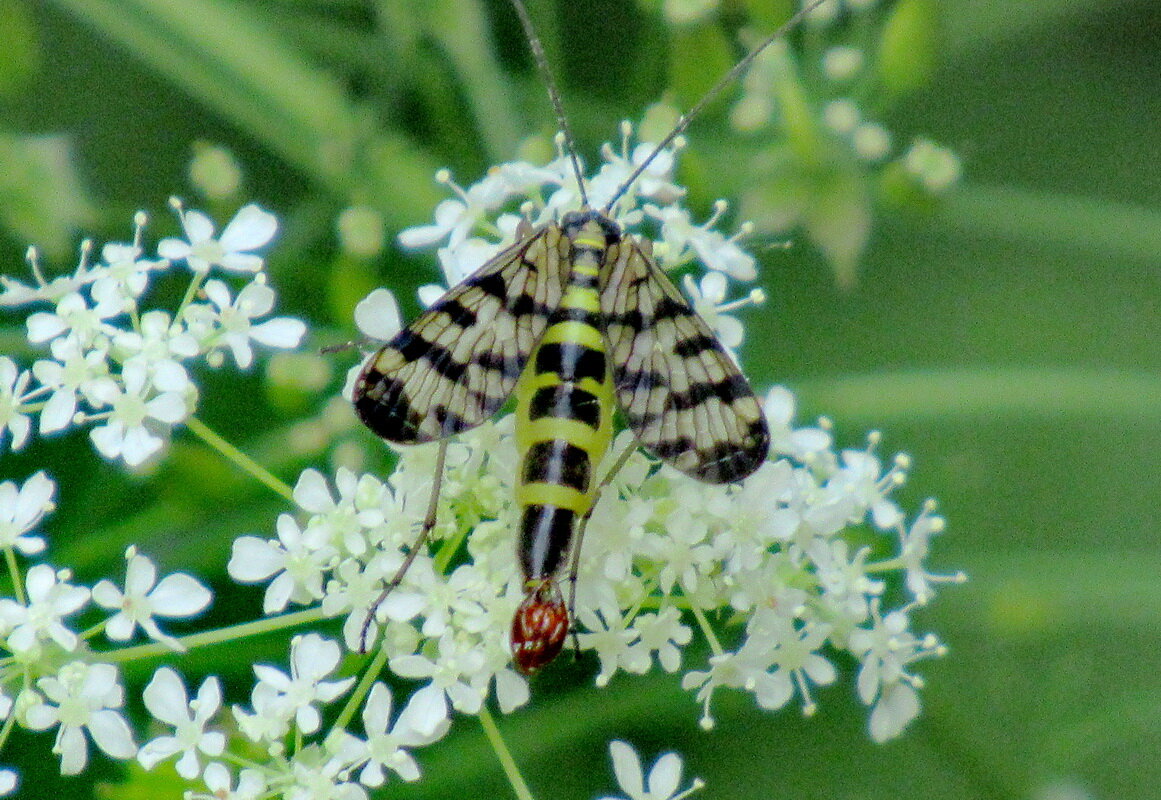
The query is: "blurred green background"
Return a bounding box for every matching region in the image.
[1,0,1159,798]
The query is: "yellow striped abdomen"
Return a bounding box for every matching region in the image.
[511,215,616,672]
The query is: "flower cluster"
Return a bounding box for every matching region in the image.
[0,471,213,789]
[381,122,761,356]
[225,133,960,756]
[0,472,676,800]
[0,201,305,466]
[0,463,693,798]
[0,134,959,797]
[655,0,963,288]
[729,0,961,186]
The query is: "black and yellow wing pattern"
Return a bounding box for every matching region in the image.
[354,214,770,481]
[354,222,569,443]
[600,235,769,483]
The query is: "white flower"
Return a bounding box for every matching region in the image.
[0,564,90,654]
[867,680,921,743]
[26,291,116,350]
[493,158,568,197]
[353,288,401,341]
[648,203,756,280]
[31,338,112,434]
[284,744,368,800]
[229,514,338,613]
[91,548,212,650]
[0,357,34,451]
[24,661,136,774]
[0,471,55,555]
[349,682,449,787]
[196,279,306,369]
[397,172,510,250]
[686,224,755,282]
[0,273,38,306]
[830,449,904,529]
[0,768,16,796]
[87,359,188,466]
[599,741,704,800]
[232,681,291,744]
[428,237,504,293]
[763,386,832,462]
[158,202,277,273]
[808,538,882,622]
[389,634,486,722]
[250,633,354,735]
[114,309,198,389]
[747,614,836,714]
[681,272,745,349]
[293,468,388,557]
[1,244,100,308]
[629,607,692,674]
[576,602,642,686]
[138,667,225,779]
[900,500,951,603]
[89,242,166,316]
[194,763,267,800]
[589,141,684,210]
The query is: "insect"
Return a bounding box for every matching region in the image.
[354,0,817,672]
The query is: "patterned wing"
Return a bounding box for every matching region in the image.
[354,224,568,443]
[600,237,770,483]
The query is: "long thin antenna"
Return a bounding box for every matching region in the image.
[604,0,827,214]
[510,0,590,208]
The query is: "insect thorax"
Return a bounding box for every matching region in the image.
[559,208,623,249]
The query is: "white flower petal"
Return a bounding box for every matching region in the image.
[88,709,137,759]
[354,289,402,340]
[249,317,306,348]
[609,741,644,798]
[227,537,283,581]
[219,205,278,251]
[148,573,211,616]
[142,667,190,726]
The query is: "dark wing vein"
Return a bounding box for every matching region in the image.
[354,224,567,443]
[600,237,770,483]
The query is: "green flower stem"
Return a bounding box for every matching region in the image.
[98,607,326,663]
[3,548,25,605]
[0,710,19,764]
[478,705,536,800]
[334,642,391,733]
[176,269,207,319]
[689,604,724,658]
[185,415,294,502]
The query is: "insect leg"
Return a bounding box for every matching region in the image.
[359,437,449,652]
[320,336,373,355]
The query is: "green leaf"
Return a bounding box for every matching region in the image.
[0,0,40,96]
[801,165,871,290]
[0,133,95,259]
[877,0,939,100]
[669,23,734,113]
